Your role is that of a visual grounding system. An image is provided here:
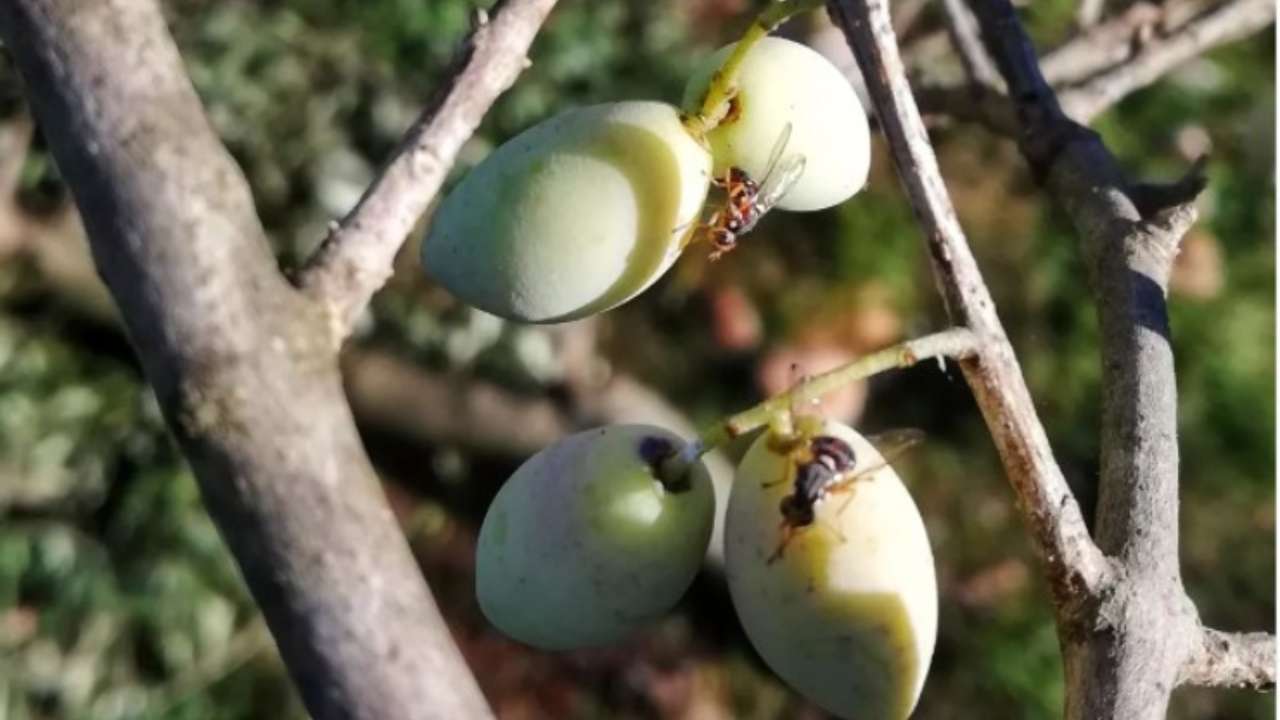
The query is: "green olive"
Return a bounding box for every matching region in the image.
[423,102,711,323]
[476,425,714,649]
[683,37,871,212]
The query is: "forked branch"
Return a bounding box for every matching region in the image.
[830,0,1273,716]
[825,0,1112,613]
[0,0,564,717]
[298,0,558,343]
[918,0,1275,131]
[1057,0,1276,122]
[968,0,1273,714]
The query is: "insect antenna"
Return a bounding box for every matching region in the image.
[767,522,797,564]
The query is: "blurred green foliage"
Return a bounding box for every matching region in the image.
[0,0,1273,718]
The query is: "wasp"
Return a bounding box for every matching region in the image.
[765,426,924,564]
[698,123,807,261]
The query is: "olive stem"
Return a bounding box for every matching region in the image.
[655,439,708,492]
[681,0,827,139]
[657,328,980,484]
[719,327,981,445]
[656,328,980,484]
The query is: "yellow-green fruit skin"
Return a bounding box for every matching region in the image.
[422,101,711,323]
[682,37,870,212]
[476,425,715,650]
[725,421,936,719]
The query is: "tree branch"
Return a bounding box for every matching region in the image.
[0,112,32,202]
[1056,0,1277,122]
[912,83,1018,134]
[0,197,711,479]
[344,350,570,457]
[1075,0,1108,30]
[1041,1,1172,86]
[0,1,508,718]
[297,0,558,344]
[940,0,1004,92]
[916,0,1275,131]
[1180,627,1277,691]
[967,0,1274,716]
[831,0,1273,714]
[825,0,1113,625]
[703,328,981,448]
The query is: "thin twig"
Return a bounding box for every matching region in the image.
[1042,1,1169,86]
[0,113,33,200]
[682,0,826,138]
[826,0,1113,609]
[916,0,1275,132]
[968,0,1276,716]
[892,0,930,38]
[912,83,1018,134]
[660,328,980,488]
[297,0,558,344]
[1075,0,1108,30]
[939,0,1004,91]
[1058,0,1276,122]
[0,0,508,716]
[0,113,36,258]
[1179,627,1277,691]
[710,328,980,446]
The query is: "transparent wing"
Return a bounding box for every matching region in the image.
[865,428,926,466]
[757,122,794,189]
[826,428,925,490]
[755,154,806,214]
[752,122,806,214]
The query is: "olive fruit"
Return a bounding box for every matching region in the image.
[725,420,936,719]
[682,37,871,212]
[476,425,715,650]
[423,101,711,323]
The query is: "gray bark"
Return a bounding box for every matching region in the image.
[0,0,548,717]
[830,0,1275,716]
[1,0,1271,717]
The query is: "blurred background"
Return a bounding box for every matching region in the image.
[0,0,1272,718]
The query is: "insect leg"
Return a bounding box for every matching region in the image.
[816,516,848,544]
[767,521,797,565]
[760,462,795,490]
[707,227,737,261]
[711,167,734,189]
[825,460,890,517]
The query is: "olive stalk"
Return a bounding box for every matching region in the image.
[681,0,827,139]
[658,328,980,485]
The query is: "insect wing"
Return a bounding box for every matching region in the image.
[865,428,926,465]
[753,121,805,211]
[825,428,924,491]
[757,122,794,188]
[755,153,806,216]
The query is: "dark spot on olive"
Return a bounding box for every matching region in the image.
[638,435,675,466]
[724,95,744,124]
[638,435,693,492]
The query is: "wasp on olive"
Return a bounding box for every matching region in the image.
[695,123,806,261]
[764,427,923,564]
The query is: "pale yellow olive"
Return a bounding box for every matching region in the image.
[476,425,714,650]
[682,37,871,212]
[725,420,936,719]
[423,101,711,323]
